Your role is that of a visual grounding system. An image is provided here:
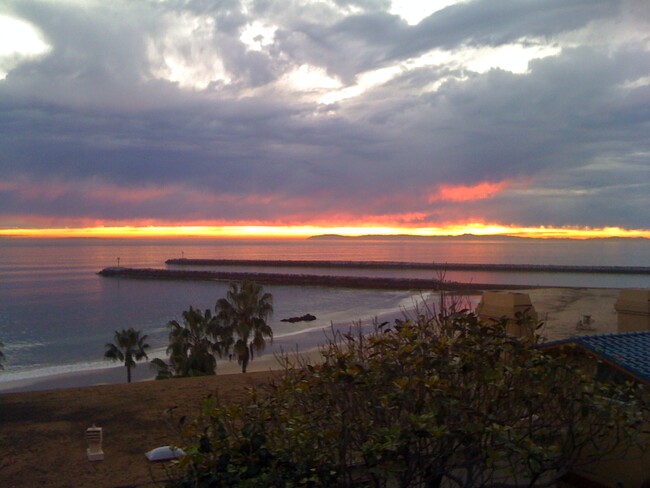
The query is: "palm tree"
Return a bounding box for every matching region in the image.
[104,328,150,383]
[216,281,273,373]
[161,306,231,377]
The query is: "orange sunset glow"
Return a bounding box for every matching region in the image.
[1,224,648,240]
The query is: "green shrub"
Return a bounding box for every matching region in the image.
[169,309,648,487]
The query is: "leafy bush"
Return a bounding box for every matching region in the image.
[169,308,648,487]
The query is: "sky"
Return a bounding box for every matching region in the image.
[0,0,649,238]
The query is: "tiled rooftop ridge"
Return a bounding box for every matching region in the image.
[541,331,650,385]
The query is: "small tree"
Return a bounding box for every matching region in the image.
[154,306,231,378]
[216,281,273,373]
[171,307,648,487]
[104,328,150,383]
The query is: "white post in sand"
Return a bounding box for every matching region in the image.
[86,425,104,461]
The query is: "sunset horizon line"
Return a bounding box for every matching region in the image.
[1,224,649,240]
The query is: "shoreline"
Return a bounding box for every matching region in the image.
[0,347,323,394]
[0,304,415,394]
[0,286,623,395]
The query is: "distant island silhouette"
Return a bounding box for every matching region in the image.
[308,234,648,241]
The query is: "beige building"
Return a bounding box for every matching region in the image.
[615,289,650,332]
[475,291,539,340]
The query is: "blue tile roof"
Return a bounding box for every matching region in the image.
[542,331,650,385]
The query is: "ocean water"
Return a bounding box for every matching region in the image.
[0,236,648,386]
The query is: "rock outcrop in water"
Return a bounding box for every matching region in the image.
[281,314,317,323]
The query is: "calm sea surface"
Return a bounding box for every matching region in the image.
[0,236,648,385]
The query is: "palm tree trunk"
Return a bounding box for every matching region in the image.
[241,348,249,373]
[127,364,132,383]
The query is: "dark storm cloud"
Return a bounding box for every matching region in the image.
[273,0,619,81]
[0,0,648,230]
[409,0,619,50]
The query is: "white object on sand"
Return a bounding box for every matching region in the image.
[145,446,185,462]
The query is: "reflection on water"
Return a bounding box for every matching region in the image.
[0,236,648,382]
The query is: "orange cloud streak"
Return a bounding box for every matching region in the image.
[429,181,509,203]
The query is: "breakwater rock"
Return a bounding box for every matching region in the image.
[97,267,528,292]
[165,259,650,275]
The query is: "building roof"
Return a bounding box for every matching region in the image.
[541,331,650,386]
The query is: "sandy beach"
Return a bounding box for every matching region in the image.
[0,287,625,487]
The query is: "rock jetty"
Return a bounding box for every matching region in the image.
[97,267,527,292]
[165,258,650,275]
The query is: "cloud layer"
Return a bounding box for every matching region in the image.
[1,0,649,231]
